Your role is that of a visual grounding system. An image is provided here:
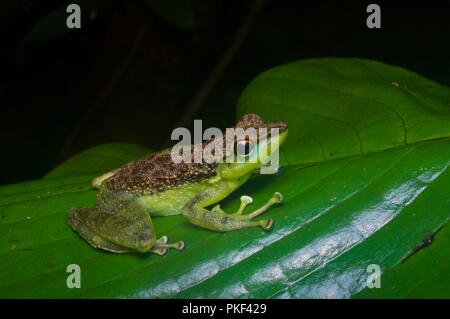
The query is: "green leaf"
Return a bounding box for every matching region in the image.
[0,58,449,298]
[45,143,149,179]
[238,58,450,166]
[354,221,450,298]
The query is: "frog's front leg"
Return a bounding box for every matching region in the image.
[182,191,283,232]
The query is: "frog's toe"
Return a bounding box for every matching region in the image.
[174,240,185,250]
[151,246,167,255]
[212,204,224,213]
[232,195,254,216]
[241,195,253,204]
[260,218,274,230]
[273,192,283,203]
[157,235,168,245]
[240,192,283,220]
[153,236,185,253]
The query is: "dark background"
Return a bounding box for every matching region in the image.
[1,0,449,185]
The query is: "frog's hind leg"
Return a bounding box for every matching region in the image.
[69,207,184,255]
[69,190,186,254]
[68,207,132,253]
[68,190,168,254]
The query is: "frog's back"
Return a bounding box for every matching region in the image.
[104,149,218,195]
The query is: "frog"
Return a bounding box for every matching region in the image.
[68,113,288,255]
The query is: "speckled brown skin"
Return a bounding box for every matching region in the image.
[236,113,287,132]
[105,149,218,195]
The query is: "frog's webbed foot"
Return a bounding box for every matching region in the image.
[182,192,283,232]
[150,236,185,255]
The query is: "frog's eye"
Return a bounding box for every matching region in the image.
[235,139,255,157]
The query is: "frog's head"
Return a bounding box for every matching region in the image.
[217,113,288,179]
